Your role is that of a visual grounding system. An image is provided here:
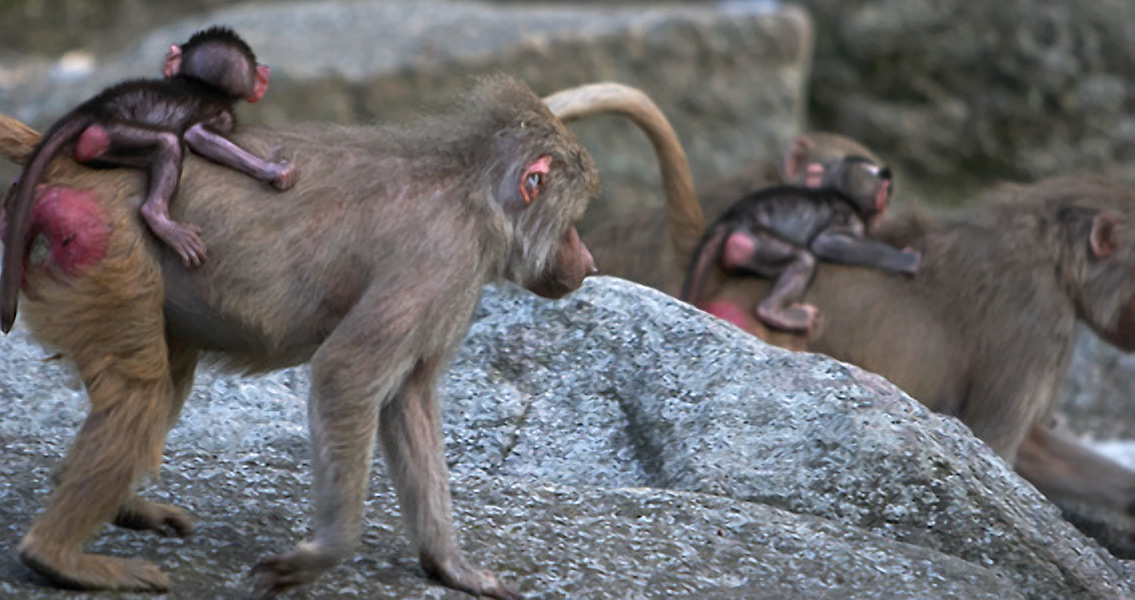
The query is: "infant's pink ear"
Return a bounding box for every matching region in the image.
[163,44,183,78]
[804,163,826,188]
[246,64,271,103]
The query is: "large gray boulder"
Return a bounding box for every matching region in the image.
[0,0,811,232]
[795,0,1135,207]
[0,278,1130,598]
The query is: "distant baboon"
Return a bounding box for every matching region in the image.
[680,156,916,332]
[560,123,885,295]
[699,177,1135,526]
[0,76,600,598]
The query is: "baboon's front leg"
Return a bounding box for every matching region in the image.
[252,312,414,597]
[381,357,521,600]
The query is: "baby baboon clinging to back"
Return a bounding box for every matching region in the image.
[0,26,295,334]
[681,156,918,332]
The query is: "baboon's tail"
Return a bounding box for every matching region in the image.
[543,83,705,261]
[0,114,40,165]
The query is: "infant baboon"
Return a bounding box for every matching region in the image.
[682,156,917,332]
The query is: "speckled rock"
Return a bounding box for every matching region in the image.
[0,277,1130,598]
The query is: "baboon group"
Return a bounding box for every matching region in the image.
[0,22,1133,600]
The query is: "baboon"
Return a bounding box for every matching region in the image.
[680,156,916,332]
[697,177,1135,520]
[550,93,1135,538]
[0,75,600,598]
[0,26,293,327]
[565,124,885,295]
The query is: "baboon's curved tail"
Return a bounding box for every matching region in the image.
[543,83,705,262]
[0,112,94,333]
[0,114,41,165]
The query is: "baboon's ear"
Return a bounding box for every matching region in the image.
[782,135,815,180]
[1090,212,1118,259]
[518,155,552,206]
[163,44,183,78]
[247,65,271,103]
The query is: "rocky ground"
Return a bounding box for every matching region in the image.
[0,280,1132,599]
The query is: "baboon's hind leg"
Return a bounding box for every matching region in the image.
[18,183,177,591]
[111,336,199,537]
[20,367,175,591]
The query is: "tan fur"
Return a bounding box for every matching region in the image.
[0,114,41,166]
[9,162,176,590]
[0,75,603,598]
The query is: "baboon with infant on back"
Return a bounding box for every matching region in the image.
[588,115,1135,531]
[714,175,1135,517]
[0,74,606,598]
[554,87,1135,538]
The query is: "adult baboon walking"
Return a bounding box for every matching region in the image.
[0,76,603,598]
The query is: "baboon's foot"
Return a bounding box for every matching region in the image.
[757,302,819,333]
[422,551,523,600]
[269,160,298,190]
[113,497,194,537]
[19,538,170,592]
[251,541,339,599]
